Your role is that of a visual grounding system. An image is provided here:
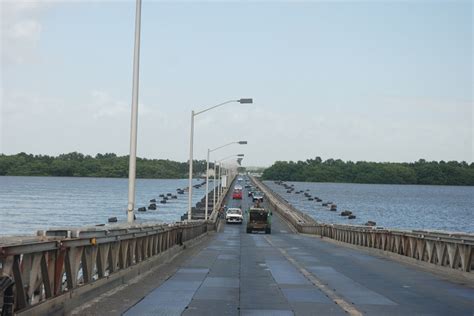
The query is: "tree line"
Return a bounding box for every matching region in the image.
[261,157,474,186]
[0,152,214,179]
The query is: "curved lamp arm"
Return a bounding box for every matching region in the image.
[194,98,253,116]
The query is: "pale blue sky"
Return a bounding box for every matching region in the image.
[1,0,472,166]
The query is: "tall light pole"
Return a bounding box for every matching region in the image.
[187,98,252,221]
[218,162,222,199]
[126,0,142,223]
[213,160,217,211]
[216,154,244,203]
[205,141,247,220]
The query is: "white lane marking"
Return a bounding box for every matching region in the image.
[264,236,364,316]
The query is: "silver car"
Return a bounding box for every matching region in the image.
[225,208,243,224]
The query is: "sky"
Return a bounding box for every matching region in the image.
[1,0,472,167]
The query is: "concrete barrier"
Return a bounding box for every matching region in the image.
[251,177,474,281]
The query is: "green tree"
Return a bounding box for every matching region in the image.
[262,157,474,186]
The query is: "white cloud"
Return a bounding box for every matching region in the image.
[8,19,42,41]
[2,90,63,117]
[89,90,129,119]
[88,90,165,122]
[0,0,52,65]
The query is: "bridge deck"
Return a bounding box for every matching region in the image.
[79,188,474,316]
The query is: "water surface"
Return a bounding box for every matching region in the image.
[264,181,474,233]
[0,176,215,236]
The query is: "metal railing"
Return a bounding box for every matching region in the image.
[0,220,210,314]
[0,176,236,315]
[209,175,236,220]
[252,177,474,274]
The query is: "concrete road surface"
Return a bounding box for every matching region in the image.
[121,181,474,315]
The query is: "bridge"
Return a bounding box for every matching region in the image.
[0,175,473,315]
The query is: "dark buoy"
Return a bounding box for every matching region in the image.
[138,207,147,212]
[308,198,314,201]
[365,221,376,226]
[171,195,177,199]
[159,194,165,197]
[148,204,157,210]
[348,215,356,219]
[150,198,156,203]
[340,210,352,216]
[160,200,167,204]
[330,204,337,211]
[167,193,172,196]
[108,217,118,223]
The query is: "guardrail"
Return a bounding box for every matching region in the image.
[0,219,212,315]
[250,177,316,227]
[209,175,236,223]
[0,176,237,315]
[252,177,474,277]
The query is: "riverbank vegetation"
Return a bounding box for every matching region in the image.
[262,157,474,186]
[3,153,473,185]
[0,152,211,178]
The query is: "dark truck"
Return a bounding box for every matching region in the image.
[246,207,272,234]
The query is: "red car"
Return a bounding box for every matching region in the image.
[232,190,242,199]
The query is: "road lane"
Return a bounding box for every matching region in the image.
[124,179,474,316]
[258,189,474,315]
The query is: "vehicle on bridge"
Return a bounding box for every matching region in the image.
[252,191,264,202]
[225,208,243,224]
[246,207,271,234]
[232,190,243,199]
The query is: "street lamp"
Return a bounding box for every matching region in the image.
[205,141,247,220]
[216,154,244,204]
[187,98,252,221]
[126,0,142,223]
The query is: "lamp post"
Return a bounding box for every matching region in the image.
[205,141,247,220]
[126,0,142,223]
[187,98,252,221]
[218,162,222,199]
[213,160,217,210]
[216,154,244,204]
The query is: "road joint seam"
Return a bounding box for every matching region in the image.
[264,235,364,316]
